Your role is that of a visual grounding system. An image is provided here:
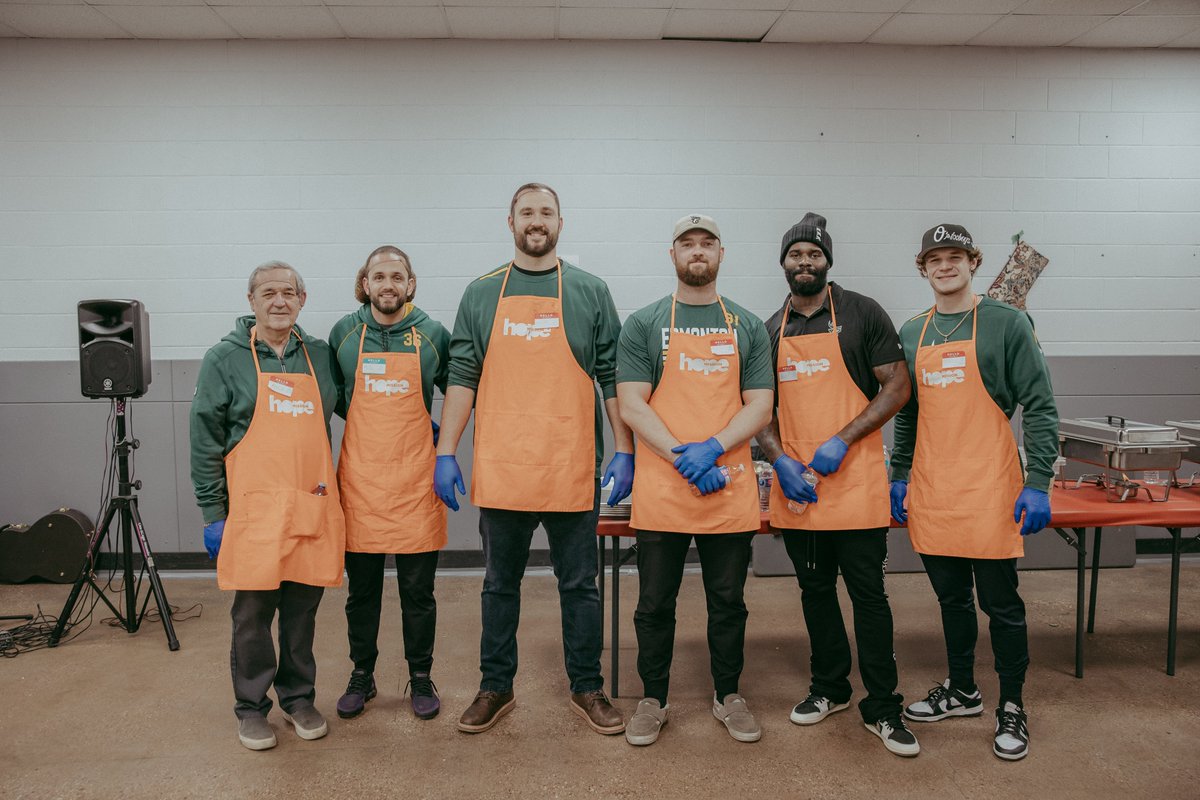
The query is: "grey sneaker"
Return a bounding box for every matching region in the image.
[789,692,851,726]
[237,715,276,751]
[712,693,762,743]
[282,705,329,740]
[625,698,669,746]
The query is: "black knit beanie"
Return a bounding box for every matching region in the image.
[780,212,833,266]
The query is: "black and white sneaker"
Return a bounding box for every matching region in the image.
[789,693,851,726]
[993,702,1029,761]
[866,715,920,757]
[904,678,983,722]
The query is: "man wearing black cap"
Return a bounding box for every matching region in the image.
[756,213,917,757]
[889,223,1057,762]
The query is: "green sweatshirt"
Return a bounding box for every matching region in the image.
[616,295,775,392]
[328,303,450,418]
[447,261,622,477]
[190,316,339,524]
[889,297,1059,492]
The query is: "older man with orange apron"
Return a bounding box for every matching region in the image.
[616,215,774,747]
[190,261,345,752]
[890,224,1057,762]
[756,213,918,757]
[329,246,451,722]
[433,184,634,736]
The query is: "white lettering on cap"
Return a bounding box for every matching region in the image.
[932,225,972,247]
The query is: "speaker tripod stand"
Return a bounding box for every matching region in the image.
[50,398,179,651]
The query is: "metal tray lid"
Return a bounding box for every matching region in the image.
[1166,420,1200,442]
[1058,416,1181,445]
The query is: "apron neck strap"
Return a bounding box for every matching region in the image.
[667,293,734,352]
[499,260,563,300]
[250,325,313,376]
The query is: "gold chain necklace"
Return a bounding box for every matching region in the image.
[930,307,972,344]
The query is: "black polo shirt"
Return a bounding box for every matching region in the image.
[764,282,904,401]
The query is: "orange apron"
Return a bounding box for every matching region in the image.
[337,325,447,554]
[472,263,595,512]
[218,327,346,590]
[908,297,1024,559]
[630,296,759,534]
[769,292,889,530]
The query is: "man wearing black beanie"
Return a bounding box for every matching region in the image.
[757,212,917,757]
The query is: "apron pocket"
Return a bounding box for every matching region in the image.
[476,411,582,467]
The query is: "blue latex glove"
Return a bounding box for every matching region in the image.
[203,519,225,560]
[1014,487,1051,536]
[671,437,724,482]
[809,435,850,476]
[890,481,908,525]
[602,452,635,506]
[434,455,465,512]
[692,465,727,497]
[773,454,818,504]
[431,419,440,447]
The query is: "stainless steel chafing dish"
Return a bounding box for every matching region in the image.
[1058,416,1190,471]
[599,480,632,519]
[1166,420,1200,464]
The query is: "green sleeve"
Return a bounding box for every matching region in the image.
[739,315,775,391]
[889,320,921,482]
[447,282,492,391]
[594,284,621,400]
[431,321,451,396]
[189,351,232,525]
[616,310,655,385]
[1007,313,1059,491]
[328,317,353,420]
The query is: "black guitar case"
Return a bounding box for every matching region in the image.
[0,508,94,584]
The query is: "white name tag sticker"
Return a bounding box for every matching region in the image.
[268,378,294,397]
[778,365,798,382]
[710,337,735,356]
[361,357,387,375]
[941,351,967,369]
[534,313,560,329]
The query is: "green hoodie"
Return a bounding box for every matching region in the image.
[328,303,450,418]
[190,316,339,524]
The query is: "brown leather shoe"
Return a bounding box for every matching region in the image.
[570,690,625,734]
[457,690,516,733]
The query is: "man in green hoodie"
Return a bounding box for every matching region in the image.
[328,246,451,722]
[190,261,345,752]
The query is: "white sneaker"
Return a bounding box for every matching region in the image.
[866,716,921,757]
[789,692,851,726]
[994,702,1029,761]
[904,678,983,722]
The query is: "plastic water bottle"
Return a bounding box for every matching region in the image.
[786,469,820,515]
[690,463,745,495]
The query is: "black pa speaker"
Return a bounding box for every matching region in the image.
[78,299,152,398]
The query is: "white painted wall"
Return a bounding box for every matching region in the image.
[1,39,1198,361]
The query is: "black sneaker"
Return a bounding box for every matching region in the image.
[993,702,1029,761]
[336,669,377,719]
[789,692,851,726]
[866,715,920,757]
[903,678,983,722]
[406,673,441,720]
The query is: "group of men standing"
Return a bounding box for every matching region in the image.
[190,182,1057,763]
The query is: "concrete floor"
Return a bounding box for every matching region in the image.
[2,559,1198,800]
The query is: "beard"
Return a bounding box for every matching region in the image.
[369,290,405,315]
[515,224,559,258]
[786,265,830,297]
[674,257,720,288]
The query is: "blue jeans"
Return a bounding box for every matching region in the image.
[477,483,603,694]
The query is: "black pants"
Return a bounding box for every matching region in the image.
[633,531,754,704]
[781,528,902,723]
[344,550,439,676]
[919,554,1028,705]
[230,582,324,720]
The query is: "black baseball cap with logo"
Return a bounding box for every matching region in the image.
[917,223,975,261]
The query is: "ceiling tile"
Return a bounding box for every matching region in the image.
[559,7,668,39]
[905,0,1024,12]
[323,0,445,5]
[1013,0,1142,13]
[764,11,889,43]
[969,14,1107,46]
[869,13,1001,45]
[1068,15,1200,47]
[0,4,132,36]
[442,0,555,6]
[673,0,790,9]
[326,5,447,37]
[788,0,906,10]
[559,0,667,6]
[208,0,324,5]
[96,6,239,38]
[1125,0,1200,13]
[85,0,200,6]
[444,6,555,38]
[212,6,344,38]
[663,8,780,39]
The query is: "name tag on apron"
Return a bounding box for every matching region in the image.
[711,337,735,356]
[361,357,387,375]
[267,377,294,397]
[534,313,560,329]
[777,364,798,382]
[941,351,967,369]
